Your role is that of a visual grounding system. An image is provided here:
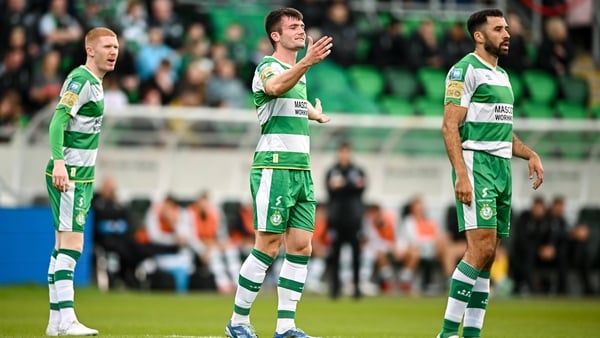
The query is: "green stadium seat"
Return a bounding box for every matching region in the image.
[558,75,589,105]
[591,105,600,118]
[519,100,555,119]
[385,68,418,100]
[414,96,443,116]
[521,70,558,105]
[380,96,414,116]
[507,71,523,104]
[417,68,447,101]
[555,100,589,120]
[347,65,385,99]
[343,92,381,114]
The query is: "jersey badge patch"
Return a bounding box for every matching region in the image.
[445,81,464,99]
[67,81,81,92]
[449,68,463,81]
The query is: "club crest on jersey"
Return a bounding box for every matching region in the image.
[449,67,463,81]
[270,210,283,226]
[480,203,493,220]
[75,211,86,226]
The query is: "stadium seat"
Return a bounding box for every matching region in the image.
[417,68,447,101]
[385,68,419,100]
[519,100,555,119]
[558,75,589,105]
[592,105,600,119]
[507,71,523,104]
[380,96,414,116]
[414,96,443,116]
[521,70,558,105]
[347,65,385,99]
[342,92,382,114]
[555,100,589,120]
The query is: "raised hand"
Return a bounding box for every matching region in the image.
[303,35,333,66]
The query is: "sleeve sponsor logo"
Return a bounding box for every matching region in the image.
[59,91,79,108]
[445,81,464,99]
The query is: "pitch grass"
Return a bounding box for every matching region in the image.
[0,286,599,337]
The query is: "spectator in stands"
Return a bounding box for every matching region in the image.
[103,75,129,108]
[326,141,366,299]
[399,196,454,291]
[547,196,594,295]
[92,176,139,289]
[368,18,406,70]
[440,21,472,70]
[1,0,40,58]
[180,22,212,73]
[321,2,359,67]
[511,196,548,294]
[112,36,140,103]
[0,90,24,141]
[363,203,399,293]
[224,23,250,70]
[406,19,443,69]
[139,195,193,293]
[206,58,249,109]
[182,191,240,294]
[78,0,108,32]
[289,0,325,29]
[536,16,575,76]
[38,0,82,61]
[119,0,149,54]
[148,0,185,50]
[305,203,329,294]
[176,60,211,107]
[142,59,177,104]
[29,49,63,110]
[498,12,530,73]
[0,48,31,112]
[136,26,181,82]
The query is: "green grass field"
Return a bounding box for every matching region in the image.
[0,286,599,337]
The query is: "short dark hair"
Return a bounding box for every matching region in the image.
[265,7,303,48]
[467,9,504,40]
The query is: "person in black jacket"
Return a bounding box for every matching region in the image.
[325,141,366,299]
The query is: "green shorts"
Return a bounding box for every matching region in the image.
[453,150,512,238]
[45,174,94,232]
[250,168,316,234]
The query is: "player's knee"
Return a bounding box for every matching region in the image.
[287,240,312,256]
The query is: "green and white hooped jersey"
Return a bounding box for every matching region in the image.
[251,56,310,170]
[46,65,104,182]
[444,53,514,159]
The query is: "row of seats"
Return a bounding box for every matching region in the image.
[305,61,596,119]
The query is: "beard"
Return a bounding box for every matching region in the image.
[483,38,508,57]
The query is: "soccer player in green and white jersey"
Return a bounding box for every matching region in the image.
[225,8,332,338]
[436,9,544,338]
[45,27,118,336]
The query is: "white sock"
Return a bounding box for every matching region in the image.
[48,250,60,326]
[276,254,309,334]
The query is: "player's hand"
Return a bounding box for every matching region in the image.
[528,152,544,190]
[303,35,333,66]
[309,98,330,123]
[454,174,473,206]
[52,160,70,192]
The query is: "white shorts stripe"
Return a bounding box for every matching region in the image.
[58,183,75,231]
[462,150,477,229]
[255,134,309,153]
[256,169,272,231]
[63,148,98,167]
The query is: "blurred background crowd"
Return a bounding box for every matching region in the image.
[0,0,597,142]
[0,0,598,297]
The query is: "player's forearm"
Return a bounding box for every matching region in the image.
[264,59,311,96]
[512,133,538,160]
[48,110,70,160]
[442,122,468,176]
